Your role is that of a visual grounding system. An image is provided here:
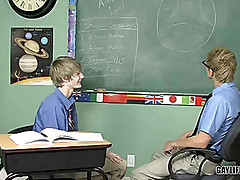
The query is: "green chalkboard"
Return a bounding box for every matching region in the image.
[75,0,240,93]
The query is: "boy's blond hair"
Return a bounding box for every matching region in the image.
[207,47,237,83]
[50,56,82,87]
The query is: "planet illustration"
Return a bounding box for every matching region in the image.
[14,77,53,85]
[18,55,38,73]
[25,32,32,39]
[15,37,49,58]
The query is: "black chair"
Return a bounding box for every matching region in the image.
[168,112,240,180]
[8,125,33,134]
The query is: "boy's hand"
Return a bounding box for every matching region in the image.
[106,152,123,163]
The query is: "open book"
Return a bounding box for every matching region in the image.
[9,128,104,145]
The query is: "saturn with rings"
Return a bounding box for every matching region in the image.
[15,37,49,58]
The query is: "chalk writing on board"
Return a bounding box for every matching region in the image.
[77,17,138,87]
[157,0,216,52]
[98,0,125,16]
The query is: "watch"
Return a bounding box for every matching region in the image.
[8,0,57,19]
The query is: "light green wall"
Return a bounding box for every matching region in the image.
[76,103,201,176]
[0,1,201,176]
[0,1,68,132]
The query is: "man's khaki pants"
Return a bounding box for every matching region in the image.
[131,149,218,180]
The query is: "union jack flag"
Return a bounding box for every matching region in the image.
[145,95,164,105]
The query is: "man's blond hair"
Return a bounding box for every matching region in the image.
[50,56,82,87]
[207,47,237,83]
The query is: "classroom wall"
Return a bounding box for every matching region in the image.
[0,1,201,176]
[77,103,200,176]
[0,0,68,132]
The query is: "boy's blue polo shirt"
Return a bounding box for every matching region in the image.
[197,82,240,153]
[33,88,78,133]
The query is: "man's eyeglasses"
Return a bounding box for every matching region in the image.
[202,60,215,72]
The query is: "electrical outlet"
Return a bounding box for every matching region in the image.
[127,154,135,167]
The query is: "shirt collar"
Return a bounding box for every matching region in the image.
[212,82,236,95]
[54,88,76,109]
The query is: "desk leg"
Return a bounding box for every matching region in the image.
[91,167,108,180]
[87,171,91,180]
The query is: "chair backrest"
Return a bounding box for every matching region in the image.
[0,125,33,170]
[8,125,33,134]
[219,112,240,164]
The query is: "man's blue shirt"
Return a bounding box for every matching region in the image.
[197,82,240,154]
[33,88,78,133]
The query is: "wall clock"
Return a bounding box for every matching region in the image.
[8,0,57,19]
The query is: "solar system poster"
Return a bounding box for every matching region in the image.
[11,28,53,85]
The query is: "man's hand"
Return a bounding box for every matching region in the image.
[106,152,123,163]
[163,131,212,154]
[163,141,176,154]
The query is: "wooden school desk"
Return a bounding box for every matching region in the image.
[0,134,112,180]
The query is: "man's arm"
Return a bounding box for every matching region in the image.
[176,130,194,141]
[164,131,211,154]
